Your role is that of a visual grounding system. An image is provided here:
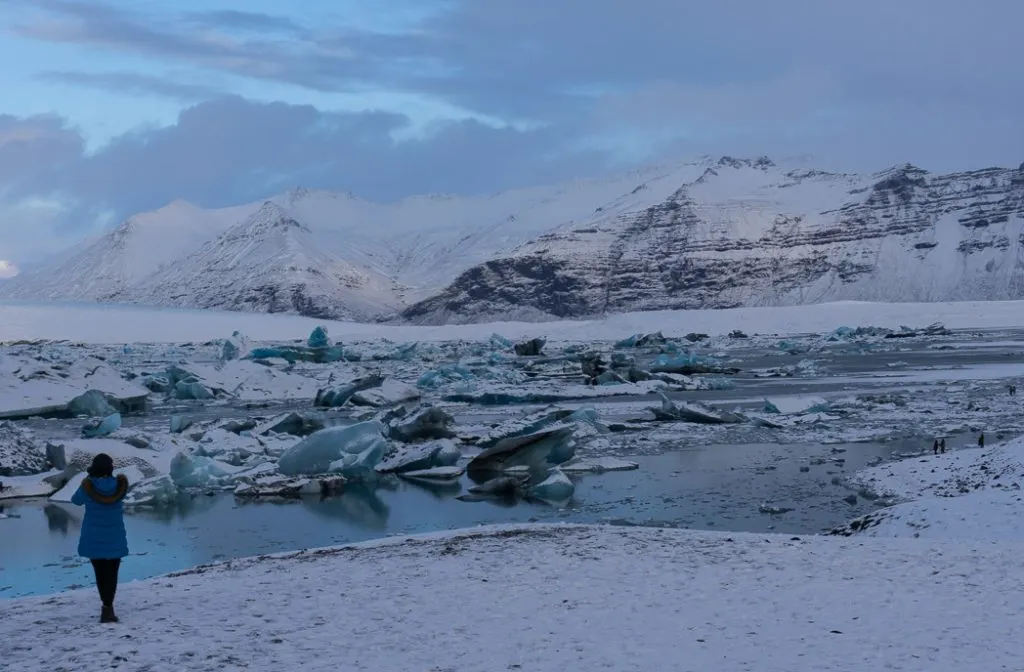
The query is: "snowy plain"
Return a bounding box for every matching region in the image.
[5,297,1024,343]
[3,524,1024,671]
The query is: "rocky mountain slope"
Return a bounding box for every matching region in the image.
[403,158,1024,323]
[2,155,1022,322]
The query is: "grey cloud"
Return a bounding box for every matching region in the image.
[184,10,307,36]
[0,97,608,263]
[0,113,82,185]
[36,71,223,101]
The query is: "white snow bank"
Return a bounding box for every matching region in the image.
[3,524,1024,671]
[842,437,1024,540]
[0,354,148,419]
[854,439,1024,500]
[3,298,1024,344]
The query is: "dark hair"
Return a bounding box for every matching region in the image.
[87,453,115,478]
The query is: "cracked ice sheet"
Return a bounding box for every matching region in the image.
[3,524,1024,671]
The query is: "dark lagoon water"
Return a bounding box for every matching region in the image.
[0,439,909,598]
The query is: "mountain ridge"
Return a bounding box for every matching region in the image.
[2,155,1022,323]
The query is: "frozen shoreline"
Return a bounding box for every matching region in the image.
[3,522,1023,671]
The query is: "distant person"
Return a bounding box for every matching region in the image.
[940,438,946,453]
[978,433,985,449]
[933,439,939,455]
[70,453,130,624]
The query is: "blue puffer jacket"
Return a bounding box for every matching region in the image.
[70,474,130,560]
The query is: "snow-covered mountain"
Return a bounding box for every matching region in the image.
[2,155,1022,322]
[403,157,1024,323]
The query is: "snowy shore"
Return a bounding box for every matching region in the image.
[832,435,1024,541]
[3,523,1024,671]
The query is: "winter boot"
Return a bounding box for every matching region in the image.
[100,605,119,624]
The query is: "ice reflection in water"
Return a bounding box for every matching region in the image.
[0,439,911,599]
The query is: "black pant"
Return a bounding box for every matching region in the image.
[90,559,121,607]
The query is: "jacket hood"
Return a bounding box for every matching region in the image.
[83,474,129,504]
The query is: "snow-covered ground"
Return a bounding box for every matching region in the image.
[833,435,1024,541]
[3,298,1024,343]
[3,523,1023,671]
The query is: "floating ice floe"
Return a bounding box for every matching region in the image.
[388,407,457,443]
[559,457,639,473]
[527,468,574,503]
[349,379,421,407]
[650,393,746,424]
[234,474,347,499]
[375,439,461,474]
[763,396,831,415]
[468,426,576,474]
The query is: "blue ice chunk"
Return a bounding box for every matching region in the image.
[489,333,513,349]
[307,326,330,349]
[221,331,249,361]
[82,413,121,438]
[67,390,116,417]
[278,421,389,476]
[528,468,575,502]
[615,334,640,348]
[417,364,475,389]
[175,380,214,400]
[329,442,386,478]
[169,452,237,488]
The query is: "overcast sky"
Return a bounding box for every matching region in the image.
[1,0,1022,272]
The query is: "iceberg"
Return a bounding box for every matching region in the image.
[514,338,546,356]
[81,412,122,438]
[307,326,330,349]
[763,396,831,415]
[649,353,736,375]
[220,331,250,361]
[251,412,324,437]
[375,439,461,474]
[468,426,576,474]
[315,374,385,408]
[234,474,346,499]
[123,474,178,507]
[67,390,117,417]
[527,468,575,503]
[277,422,389,476]
[417,364,475,389]
[388,407,457,443]
[328,441,385,478]
[169,452,244,489]
[650,393,746,424]
[350,379,421,407]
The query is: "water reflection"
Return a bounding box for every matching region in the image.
[2,441,910,599]
[43,504,80,535]
[299,484,391,530]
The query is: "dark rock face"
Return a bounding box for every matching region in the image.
[404,161,1024,323]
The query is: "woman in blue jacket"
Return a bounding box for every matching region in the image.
[71,453,130,623]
